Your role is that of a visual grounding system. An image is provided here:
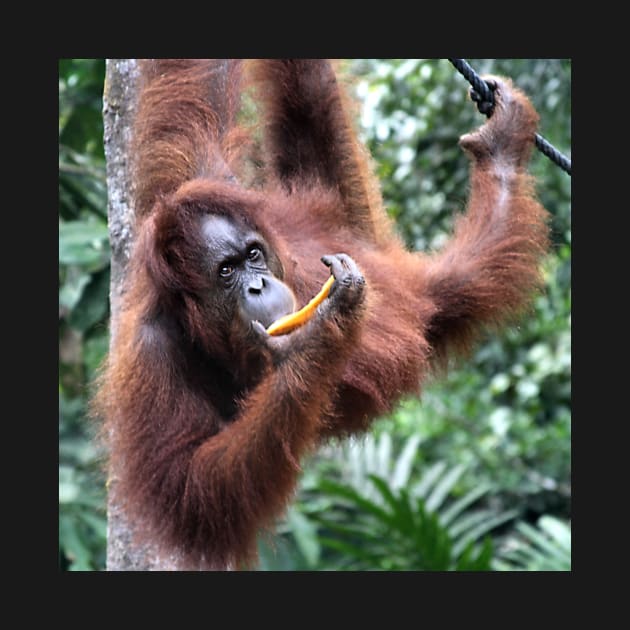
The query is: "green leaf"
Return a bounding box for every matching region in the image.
[449,511,491,540]
[286,508,320,567]
[425,463,465,512]
[439,483,493,528]
[59,478,80,504]
[59,220,108,249]
[368,476,418,535]
[452,510,517,558]
[474,537,494,569]
[59,514,93,571]
[516,520,570,562]
[368,474,400,513]
[59,394,85,426]
[415,506,452,570]
[392,489,416,535]
[317,479,392,525]
[78,510,107,540]
[538,516,571,552]
[59,272,91,311]
[391,434,422,489]
[375,432,392,478]
[496,516,571,571]
[84,332,109,378]
[318,537,382,566]
[314,517,381,541]
[59,437,100,466]
[59,220,109,269]
[362,435,377,476]
[413,461,447,498]
[456,537,493,571]
[68,269,110,332]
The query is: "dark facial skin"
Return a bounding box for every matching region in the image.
[202,215,296,329]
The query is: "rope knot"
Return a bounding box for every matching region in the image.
[470,80,497,117]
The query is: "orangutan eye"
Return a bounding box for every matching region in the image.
[219,264,235,278]
[247,247,262,262]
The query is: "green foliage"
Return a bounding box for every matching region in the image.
[494,515,571,571]
[314,476,500,571]
[313,433,516,571]
[59,59,109,570]
[260,435,517,571]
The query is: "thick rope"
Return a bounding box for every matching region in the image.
[448,58,571,176]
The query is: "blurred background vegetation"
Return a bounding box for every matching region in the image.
[59,59,571,571]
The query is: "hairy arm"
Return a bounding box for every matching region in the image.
[247,59,385,240]
[105,256,365,570]
[133,59,245,218]
[424,77,550,364]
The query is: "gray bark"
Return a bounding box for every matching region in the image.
[102,59,183,571]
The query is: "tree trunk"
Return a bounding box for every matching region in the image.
[102,59,183,571]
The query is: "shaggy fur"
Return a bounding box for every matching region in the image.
[95,59,549,570]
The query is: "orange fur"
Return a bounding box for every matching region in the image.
[94,60,550,569]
